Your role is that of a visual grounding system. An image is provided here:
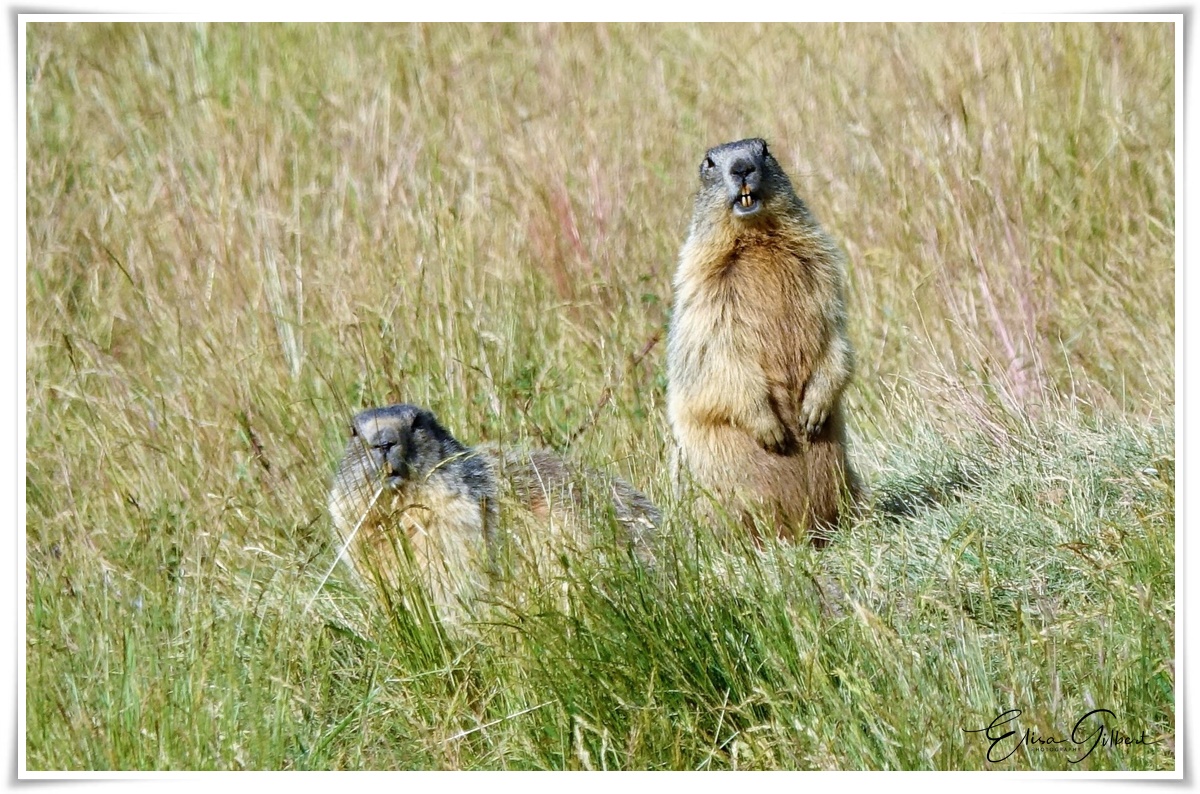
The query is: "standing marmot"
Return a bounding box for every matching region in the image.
[328,404,658,612]
[666,138,861,542]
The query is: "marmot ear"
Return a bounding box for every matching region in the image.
[410,408,438,435]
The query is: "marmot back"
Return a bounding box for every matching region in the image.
[666,138,861,541]
[328,404,658,613]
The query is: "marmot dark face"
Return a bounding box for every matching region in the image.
[350,407,458,489]
[342,404,474,494]
[696,137,795,222]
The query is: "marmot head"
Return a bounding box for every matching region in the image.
[341,404,469,494]
[693,138,797,224]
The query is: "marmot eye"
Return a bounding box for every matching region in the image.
[761,143,770,158]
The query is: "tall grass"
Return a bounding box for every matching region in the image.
[24,22,1174,770]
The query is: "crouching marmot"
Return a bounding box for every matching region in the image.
[328,404,658,612]
[666,138,862,542]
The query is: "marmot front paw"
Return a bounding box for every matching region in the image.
[799,398,830,440]
[750,416,790,454]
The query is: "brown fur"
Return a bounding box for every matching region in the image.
[666,138,861,541]
[328,404,658,612]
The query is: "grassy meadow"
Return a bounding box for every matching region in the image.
[24,22,1175,771]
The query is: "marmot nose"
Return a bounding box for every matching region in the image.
[373,441,403,476]
[729,158,756,180]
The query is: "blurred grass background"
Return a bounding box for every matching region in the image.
[25,21,1174,770]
